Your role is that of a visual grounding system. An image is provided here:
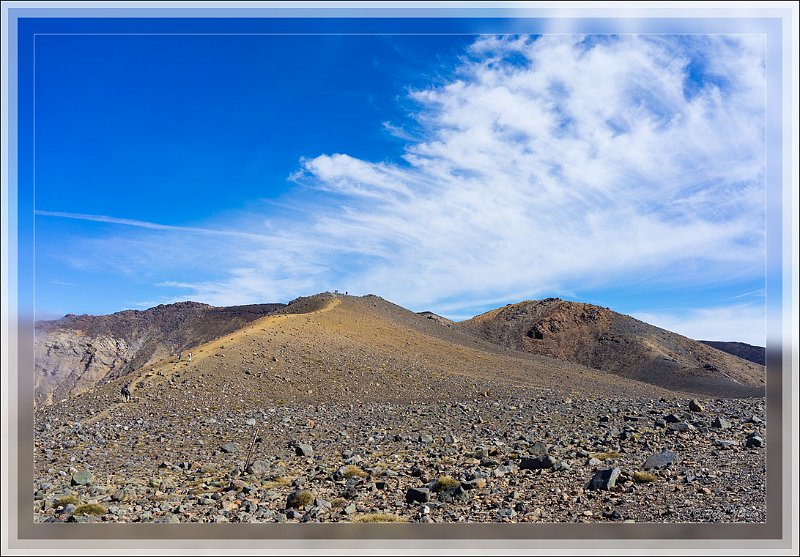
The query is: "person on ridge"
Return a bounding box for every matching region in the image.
[121,384,131,402]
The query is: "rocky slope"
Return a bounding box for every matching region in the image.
[458,299,764,398]
[35,301,284,407]
[699,341,765,366]
[32,294,766,524]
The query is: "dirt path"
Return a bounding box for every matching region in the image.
[83,298,342,425]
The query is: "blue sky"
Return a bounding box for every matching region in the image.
[24,27,768,345]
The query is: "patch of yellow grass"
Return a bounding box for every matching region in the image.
[74,503,106,516]
[632,471,657,483]
[433,476,461,491]
[590,451,621,461]
[342,465,369,479]
[262,475,291,489]
[352,513,408,523]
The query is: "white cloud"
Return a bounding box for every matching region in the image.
[46,35,767,341]
[632,303,766,346]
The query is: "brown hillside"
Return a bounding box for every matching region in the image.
[459,298,764,398]
[42,293,693,429]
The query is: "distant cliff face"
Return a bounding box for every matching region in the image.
[34,301,284,406]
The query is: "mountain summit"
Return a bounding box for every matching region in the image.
[458,298,764,398]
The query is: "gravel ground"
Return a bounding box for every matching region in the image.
[34,392,765,524]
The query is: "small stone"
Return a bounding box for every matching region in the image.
[295,443,314,456]
[664,414,682,423]
[712,416,731,429]
[58,503,77,515]
[529,441,548,456]
[520,455,557,470]
[248,460,271,475]
[689,399,704,412]
[245,418,257,426]
[497,508,516,519]
[419,434,433,444]
[715,439,737,449]
[667,422,692,433]
[745,435,764,448]
[552,460,571,472]
[461,478,486,490]
[586,467,621,491]
[603,510,622,520]
[70,470,94,486]
[437,485,470,503]
[343,502,357,515]
[220,442,238,454]
[643,450,676,470]
[405,487,431,503]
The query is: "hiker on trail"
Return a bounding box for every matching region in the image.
[178,352,182,361]
[187,352,192,362]
[121,384,131,402]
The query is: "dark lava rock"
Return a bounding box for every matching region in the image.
[689,399,704,412]
[643,450,676,470]
[603,510,623,520]
[664,414,682,423]
[437,485,470,504]
[520,455,557,470]
[667,422,692,433]
[745,434,764,448]
[406,487,431,503]
[586,467,621,491]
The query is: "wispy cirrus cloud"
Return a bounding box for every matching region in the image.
[41,35,766,338]
[632,303,766,346]
[35,210,269,241]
